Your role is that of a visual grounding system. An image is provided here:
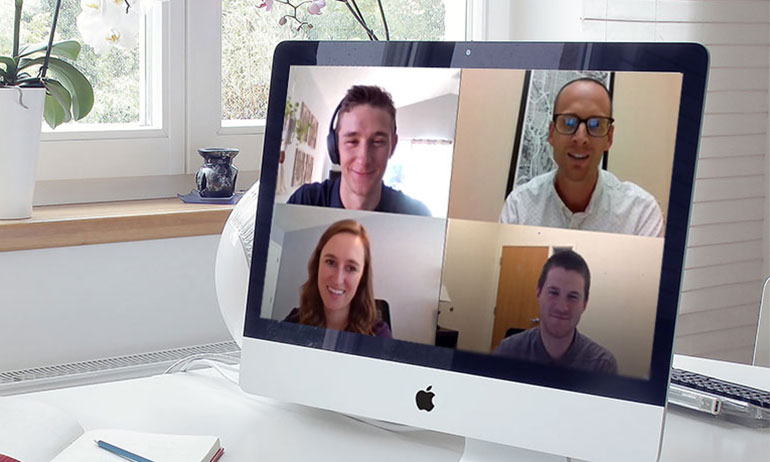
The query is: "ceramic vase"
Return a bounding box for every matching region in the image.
[195,148,239,198]
[0,87,46,219]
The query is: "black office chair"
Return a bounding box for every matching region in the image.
[505,327,525,338]
[375,299,391,330]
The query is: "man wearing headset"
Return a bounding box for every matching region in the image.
[288,85,431,216]
[499,78,664,237]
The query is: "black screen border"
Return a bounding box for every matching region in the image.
[244,41,709,407]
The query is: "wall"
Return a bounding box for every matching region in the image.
[0,236,230,372]
[441,219,661,378]
[610,72,681,219]
[449,69,525,222]
[396,94,462,140]
[481,0,770,364]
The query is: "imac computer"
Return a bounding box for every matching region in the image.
[238,41,708,461]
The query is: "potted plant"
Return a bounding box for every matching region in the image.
[0,0,94,219]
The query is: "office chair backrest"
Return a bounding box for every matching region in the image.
[505,327,525,338]
[375,299,391,330]
[753,277,770,367]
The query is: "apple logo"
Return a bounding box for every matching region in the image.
[415,385,436,412]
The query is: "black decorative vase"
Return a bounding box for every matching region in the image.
[195,148,239,198]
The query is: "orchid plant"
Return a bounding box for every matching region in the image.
[0,0,166,129]
[259,0,390,40]
[1,0,94,129]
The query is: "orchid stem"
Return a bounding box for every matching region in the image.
[13,0,23,59]
[40,0,62,80]
[343,0,377,40]
[375,0,389,40]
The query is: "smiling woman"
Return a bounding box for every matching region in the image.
[281,218,392,338]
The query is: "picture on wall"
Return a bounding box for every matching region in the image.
[299,102,311,144]
[304,152,314,183]
[292,149,306,187]
[308,117,319,149]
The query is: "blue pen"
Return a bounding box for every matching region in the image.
[95,440,154,462]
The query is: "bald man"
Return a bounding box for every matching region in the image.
[500,78,663,237]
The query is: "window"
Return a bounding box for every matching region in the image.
[221,0,466,124]
[3,1,470,204]
[1,0,162,128]
[384,139,454,217]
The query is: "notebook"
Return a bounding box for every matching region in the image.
[0,398,222,462]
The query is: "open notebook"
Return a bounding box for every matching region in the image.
[0,398,222,462]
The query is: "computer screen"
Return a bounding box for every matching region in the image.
[240,41,708,462]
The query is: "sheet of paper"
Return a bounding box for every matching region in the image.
[0,398,84,462]
[52,429,220,462]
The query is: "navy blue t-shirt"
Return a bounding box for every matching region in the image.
[287,178,431,216]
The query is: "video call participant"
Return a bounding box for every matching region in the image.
[283,219,392,338]
[288,85,431,216]
[494,249,618,374]
[499,78,664,237]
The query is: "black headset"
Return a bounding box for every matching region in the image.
[326,99,397,165]
[326,101,343,165]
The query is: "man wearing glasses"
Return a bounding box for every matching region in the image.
[499,78,664,237]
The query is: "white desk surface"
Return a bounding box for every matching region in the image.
[3,355,769,461]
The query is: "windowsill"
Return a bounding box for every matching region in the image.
[0,198,235,253]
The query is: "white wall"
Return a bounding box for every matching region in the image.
[480,0,770,364]
[396,94,461,140]
[0,236,230,372]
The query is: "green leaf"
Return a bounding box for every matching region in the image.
[18,40,81,61]
[23,56,94,120]
[44,78,72,125]
[44,93,69,129]
[17,57,32,70]
[0,56,18,79]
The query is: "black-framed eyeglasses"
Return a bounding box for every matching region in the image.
[553,114,614,137]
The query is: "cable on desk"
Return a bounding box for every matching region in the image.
[164,353,240,385]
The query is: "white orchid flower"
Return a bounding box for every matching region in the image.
[77,0,168,53]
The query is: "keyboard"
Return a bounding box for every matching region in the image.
[668,367,770,426]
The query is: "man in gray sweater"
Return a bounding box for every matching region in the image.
[494,249,618,374]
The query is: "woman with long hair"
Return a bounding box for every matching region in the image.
[283,219,391,337]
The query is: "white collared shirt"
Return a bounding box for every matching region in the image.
[499,169,664,237]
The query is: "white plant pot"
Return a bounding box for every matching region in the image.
[0,87,46,219]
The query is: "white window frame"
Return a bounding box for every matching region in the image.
[35,0,186,205]
[186,0,264,187]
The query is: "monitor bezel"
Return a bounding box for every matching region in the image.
[244,41,709,407]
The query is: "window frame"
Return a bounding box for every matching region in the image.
[34,0,186,204]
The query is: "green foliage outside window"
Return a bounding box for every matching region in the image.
[222,0,446,121]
